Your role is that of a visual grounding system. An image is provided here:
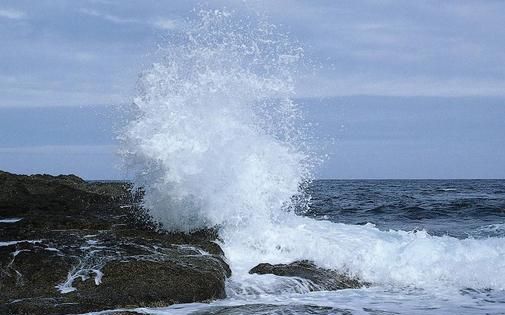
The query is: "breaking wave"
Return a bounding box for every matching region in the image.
[120,9,311,232]
[120,9,505,293]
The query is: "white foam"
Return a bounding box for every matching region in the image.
[0,218,23,223]
[93,269,103,285]
[222,216,505,291]
[120,9,312,232]
[102,288,505,315]
[0,240,42,247]
[56,264,105,294]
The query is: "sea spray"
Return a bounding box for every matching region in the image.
[120,10,313,232]
[121,9,505,295]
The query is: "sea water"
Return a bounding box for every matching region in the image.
[119,10,505,314]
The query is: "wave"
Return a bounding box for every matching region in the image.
[221,215,505,292]
[120,9,505,294]
[120,10,312,232]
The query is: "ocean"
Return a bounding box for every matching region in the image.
[117,10,505,315]
[128,180,505,315]
[307,179,505,239]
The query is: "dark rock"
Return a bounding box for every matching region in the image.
[76,258,227,308]
[0,242,76,302]
[249,260,365,291]
[0,171,230,315]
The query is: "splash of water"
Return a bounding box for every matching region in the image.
[120,10,312,232]
[121,9,505,295]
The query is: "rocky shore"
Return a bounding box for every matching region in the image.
[0,170,366,315]
[0,171,230,315]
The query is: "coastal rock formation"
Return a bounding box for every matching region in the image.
[249,260,364,291]
[0,171,230,315]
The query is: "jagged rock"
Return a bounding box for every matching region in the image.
[249,260,364,290]
[0,171,230,315]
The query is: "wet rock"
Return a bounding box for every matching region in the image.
[0,170,230,315]
[0,242,76,302]
[75,258,227,308]
[249,260,365,290]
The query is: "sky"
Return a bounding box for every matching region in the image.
[0,0,504,179]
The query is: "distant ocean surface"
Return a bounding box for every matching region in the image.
[307,179,505,239]
[135,179,505,315]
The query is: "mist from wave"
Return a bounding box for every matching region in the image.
[120,9,312,233]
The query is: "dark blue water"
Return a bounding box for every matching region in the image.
[128,179,505,314]
[306,180,505,239]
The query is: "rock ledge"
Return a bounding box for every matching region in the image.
[0,171,230,315]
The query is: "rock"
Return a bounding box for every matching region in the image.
[76,258,227,308]
[0,171,230,315]
[0,242,76,302]
[249,260,365,290]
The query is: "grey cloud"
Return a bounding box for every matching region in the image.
[1,0,505,106]
[79,8,140,24]
[297,74,505,98]
[0,8,25,19]
[79,7,178,30]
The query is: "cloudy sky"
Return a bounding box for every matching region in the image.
[1,0,504,179]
